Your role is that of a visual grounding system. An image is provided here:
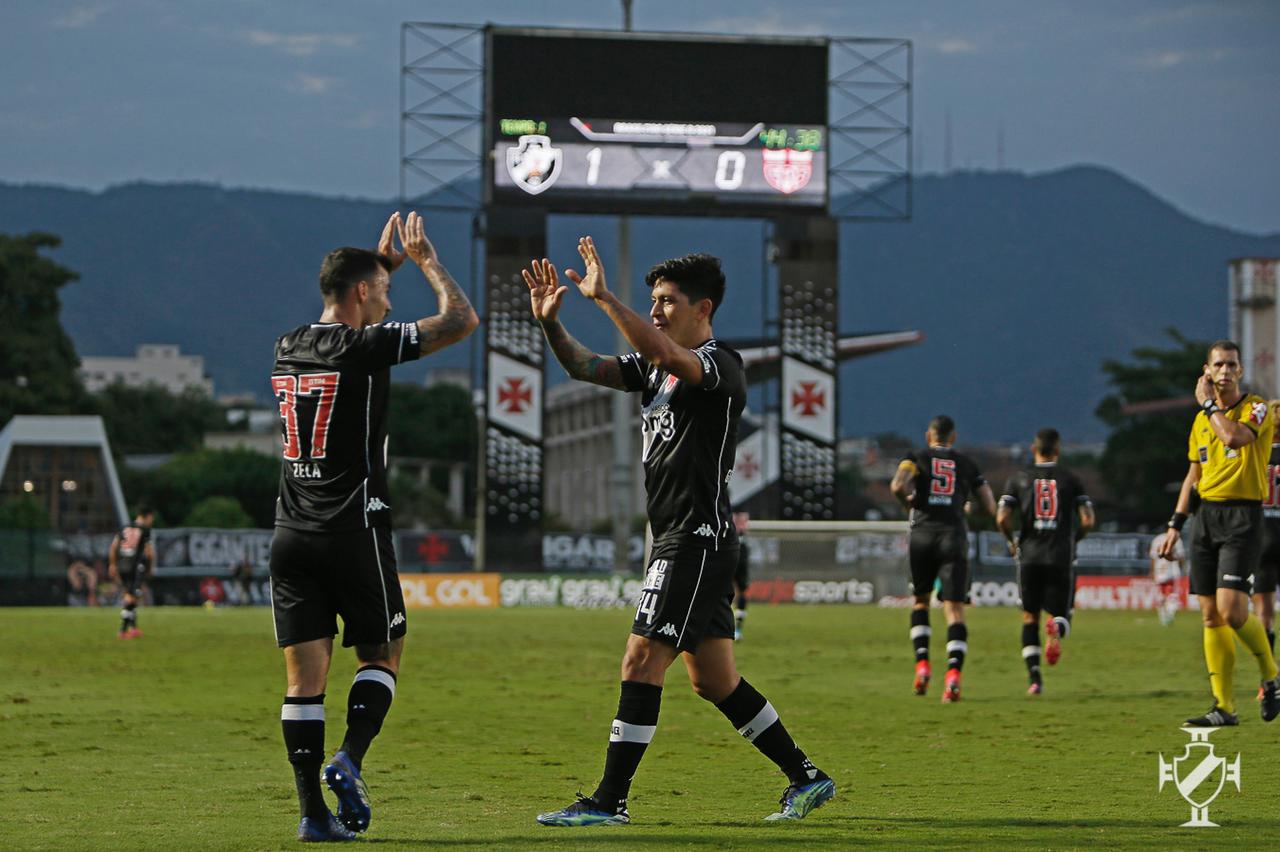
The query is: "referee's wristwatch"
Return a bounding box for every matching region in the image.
[1202,398,1221,416]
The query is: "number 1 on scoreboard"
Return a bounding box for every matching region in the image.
[586,147,602,185]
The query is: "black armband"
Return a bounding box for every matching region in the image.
[1201,399,1221,416]
[1168,512,1188,532]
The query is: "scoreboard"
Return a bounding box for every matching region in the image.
[486,28,829,216]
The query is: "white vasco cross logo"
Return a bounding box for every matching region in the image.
[694,524,714,537]
[367,497,390,512]
[1158,727,1241,827]
[658,624,678,638]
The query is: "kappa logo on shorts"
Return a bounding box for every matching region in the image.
[367,497,390,512]
[658,623,679,638]
[694,524,714,537]
[390,612,405,628]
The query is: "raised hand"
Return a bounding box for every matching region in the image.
[377,212,409,271]
[401,211,439,266]
[564,236,609,301]
[522,258,567,323]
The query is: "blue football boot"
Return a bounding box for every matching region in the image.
[536,793,630,826]
[322,751,371,833]
[297,810,357,842]
[764,774,836,821]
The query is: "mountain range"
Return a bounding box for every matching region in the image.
[1,166,1277,443]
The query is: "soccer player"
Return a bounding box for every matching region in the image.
[890,416,995,702]
[268,212,477,841]
[1149,522,1187,627]
[526,240,834,826]
[1159,340,1280,726]
[1257,406,1280,652]
[996,428,1095,694]
[732,511,751,640]
[108,506,154,639]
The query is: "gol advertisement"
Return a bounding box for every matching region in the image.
[399,573,500,609]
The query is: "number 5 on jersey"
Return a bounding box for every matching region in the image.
[271,372,339,461]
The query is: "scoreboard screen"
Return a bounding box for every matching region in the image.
[486,28,829,215]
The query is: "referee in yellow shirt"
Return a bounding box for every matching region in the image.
[1161,340,1280,725]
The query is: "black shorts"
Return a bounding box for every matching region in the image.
[632,544,735,653]
[733,551,749,593]
[1190,501,1261,596]
[119,569,146,598]
[908,524,969,603]
[269,525,407,649]
[1256,518,1280,595]
[1018,561,1075,617]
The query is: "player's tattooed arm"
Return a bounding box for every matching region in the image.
[540,318,627,389]
[523,257,628,390]
[401,211,479,355]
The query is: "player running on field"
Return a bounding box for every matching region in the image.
[109,506,154,639]
[1150,521,1188,626]
[1160,340,1280,727]
[527,241,834,827]
[891,416,996,703]
[1255,406,1280,654]
[997,428,1095,695]
[268,212,477,842]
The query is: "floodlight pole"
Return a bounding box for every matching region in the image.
[612,1,636,572]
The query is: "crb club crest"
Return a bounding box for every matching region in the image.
[505,134,562,195]
[1157,727,1241,827]
[761,148,813,194]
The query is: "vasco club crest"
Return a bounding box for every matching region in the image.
[1157,727,1241,827]
[761,148,813,195]
[506,134,562,195]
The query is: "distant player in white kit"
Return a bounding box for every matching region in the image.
[1150,525,1187,626]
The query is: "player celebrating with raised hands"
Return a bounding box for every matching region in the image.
[267,211,477,842]
[527,238,834,827]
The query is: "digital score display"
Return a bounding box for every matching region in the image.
[486,28,829,215]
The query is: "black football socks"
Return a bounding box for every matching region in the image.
[716,678,819,787]
[911,609,931,662]
[339,665,397,771]
[282,695,327,822]
[946,623,968,672]
[1022,623,1041,683]
[593,680,662,809]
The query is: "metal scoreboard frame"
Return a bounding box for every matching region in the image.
[400,23,912,221]
[399,22,913,561]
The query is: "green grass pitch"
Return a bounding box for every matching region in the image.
[2,604,1277,849]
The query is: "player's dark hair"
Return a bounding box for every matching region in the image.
[319,247,393,302]
[645,253,726,319]
[1206,339,1241,363]
[134,505,153,518]
[1034,428,1060,455]
[929,415,955,440]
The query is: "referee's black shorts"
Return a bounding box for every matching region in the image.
[269,525,406,649]
[1190,500,1261,596]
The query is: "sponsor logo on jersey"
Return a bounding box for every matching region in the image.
[658,623,679,638]
[367,497,391,512]
[1250,401,1267,425]
[694,523,714,537]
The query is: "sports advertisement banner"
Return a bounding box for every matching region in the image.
[400,573,500,609]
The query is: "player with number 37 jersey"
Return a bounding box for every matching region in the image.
[272,320,420,531]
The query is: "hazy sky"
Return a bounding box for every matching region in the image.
[3,0,1277,233]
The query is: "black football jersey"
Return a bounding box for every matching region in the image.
[1264,444,1280,524]
[115,523,151,573]
[270,321,421,531]
[900,447,985,528]
[999,463,1091,565]
[618,339,745,550]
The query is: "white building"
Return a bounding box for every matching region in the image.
[80,344,214,396]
